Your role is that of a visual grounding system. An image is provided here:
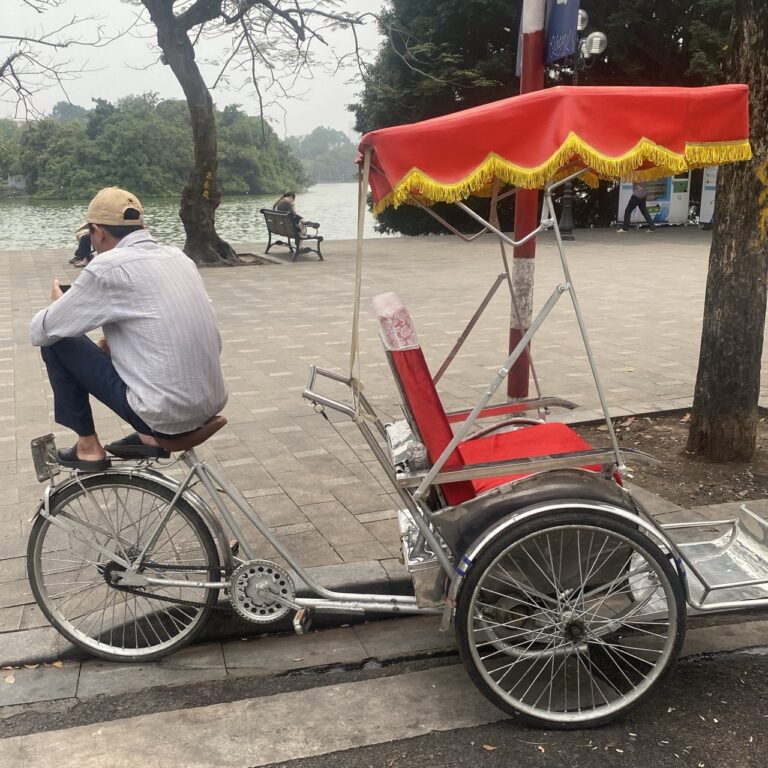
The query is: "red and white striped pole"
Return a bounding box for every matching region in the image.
[507,0,546,399]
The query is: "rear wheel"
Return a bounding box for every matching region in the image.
[456,511,685,728]
[28,474,220,662]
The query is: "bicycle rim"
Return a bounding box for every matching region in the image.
[459,515,684,727]
[29,474,220,661]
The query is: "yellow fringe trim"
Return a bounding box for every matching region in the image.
[371,134,752,213]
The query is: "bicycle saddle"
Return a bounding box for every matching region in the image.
[155,414,228,452]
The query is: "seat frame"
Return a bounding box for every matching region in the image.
[377,302,607,508]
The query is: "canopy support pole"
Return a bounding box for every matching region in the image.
[413,282,567,502]
[432,272,506,385]
[349,146,372,414]
[427,183,544,398]
[543,186,625,470]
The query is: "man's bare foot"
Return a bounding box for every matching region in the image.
[137,433,161,448]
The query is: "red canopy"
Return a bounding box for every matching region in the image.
[358,85,751,212]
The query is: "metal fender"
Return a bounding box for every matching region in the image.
[438,476,686,629]
[33,468,234,573]
[433,468,634,557]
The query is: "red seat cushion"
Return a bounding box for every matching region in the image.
[457,422,598,497]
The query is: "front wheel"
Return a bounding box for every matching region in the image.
[28,473,221,662]
[456,511,685,729]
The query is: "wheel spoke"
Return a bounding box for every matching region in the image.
[30,476,219,660]
[460,517,683,727]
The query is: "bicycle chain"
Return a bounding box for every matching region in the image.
[111,562,231,612]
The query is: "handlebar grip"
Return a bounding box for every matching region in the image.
[305,364,318,394]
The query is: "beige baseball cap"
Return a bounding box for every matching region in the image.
[85,187,144,226]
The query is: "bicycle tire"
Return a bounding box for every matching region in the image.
[455,510,685,729]
[28,473,220,662]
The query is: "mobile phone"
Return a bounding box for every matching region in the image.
[59,284,71,293]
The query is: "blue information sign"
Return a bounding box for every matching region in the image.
[545,0,580,65]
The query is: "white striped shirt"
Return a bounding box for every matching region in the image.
[30,230,228,434]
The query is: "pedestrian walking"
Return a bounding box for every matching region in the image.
[617,181,656,232]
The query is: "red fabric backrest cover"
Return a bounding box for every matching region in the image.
[389,348,476,505]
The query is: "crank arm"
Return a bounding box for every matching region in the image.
[256,588,301,611]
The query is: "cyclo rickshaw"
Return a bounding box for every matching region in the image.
[27,84,758,728]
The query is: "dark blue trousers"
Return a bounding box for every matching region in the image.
[40,336,153,438]
[623,195,655,229]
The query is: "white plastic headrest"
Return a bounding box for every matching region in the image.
[372,292,420,351]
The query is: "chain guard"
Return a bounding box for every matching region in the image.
[230,560,296,624]
[107,562,227,611]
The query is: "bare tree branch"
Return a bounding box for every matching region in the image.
[1,4,138,118]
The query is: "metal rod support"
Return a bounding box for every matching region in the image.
[413,283,567,501]
[433,273,506,384]
[545,191,625,469]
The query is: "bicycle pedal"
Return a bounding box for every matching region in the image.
[293,607,312,635]
[229,538,240,557]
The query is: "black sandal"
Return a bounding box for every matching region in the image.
[105,432,170,459]
[57,445,111,472]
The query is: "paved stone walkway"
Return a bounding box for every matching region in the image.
[1,227,767,663]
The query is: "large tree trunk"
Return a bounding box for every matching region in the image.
[687,1,768,461]
[143,1,238,266]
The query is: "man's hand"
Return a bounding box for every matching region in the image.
[51,279,64,301]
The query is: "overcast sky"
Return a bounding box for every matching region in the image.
[4,0,385,138]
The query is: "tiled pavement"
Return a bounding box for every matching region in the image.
[1,227,768,664]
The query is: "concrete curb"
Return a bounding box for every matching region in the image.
[0,575,416,668]
[4,613,768,714]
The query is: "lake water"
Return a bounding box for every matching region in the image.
[0,182,388,250]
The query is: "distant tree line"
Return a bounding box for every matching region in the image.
[287,127,357,184]
[0,95,355,199]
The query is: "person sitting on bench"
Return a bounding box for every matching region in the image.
[273,191,320,238]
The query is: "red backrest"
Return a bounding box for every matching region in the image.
[373,293,475,504]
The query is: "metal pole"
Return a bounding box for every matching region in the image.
[508,0,546,399]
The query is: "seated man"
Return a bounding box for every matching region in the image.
[273,191,320,238]
[30,186,228,470]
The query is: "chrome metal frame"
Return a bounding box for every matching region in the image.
[33,166,768,635]
[659,507,768,613]
[39,453,437,617]
[342,164,768,624]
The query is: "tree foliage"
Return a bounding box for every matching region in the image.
[51,100,89,123]
[583,0,733,86]
[352,0,521,135]
[0,118,21,178]
[287,127,357,183]
[219,104,308,194]
[352,0,734,234]
[13,94,307,199]
[3,1,365,264]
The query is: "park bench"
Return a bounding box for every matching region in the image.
[260,208,324,262]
